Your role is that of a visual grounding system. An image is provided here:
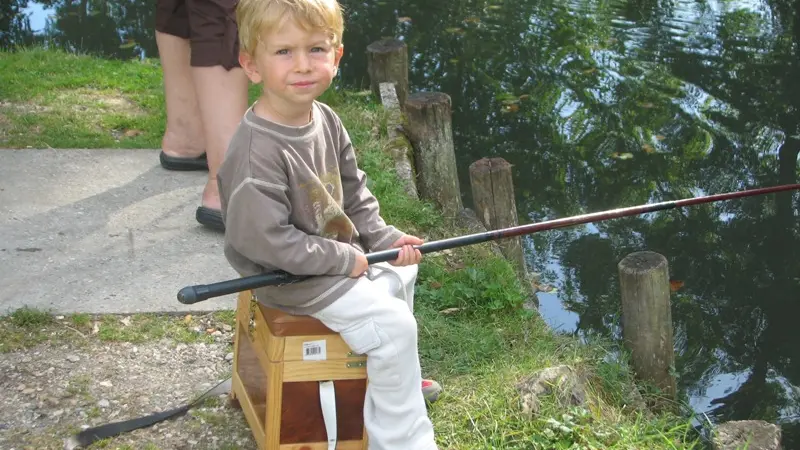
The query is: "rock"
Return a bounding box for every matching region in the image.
[713,420,781,450]
[66,355,80,362]
[514,365,587,418]
[99,381,113,388]
[224,352,234,362]
[97,399,110,408]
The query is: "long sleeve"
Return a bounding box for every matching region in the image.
[224,174,360,277]
[338,131,404,252]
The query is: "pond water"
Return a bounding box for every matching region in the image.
[4,0,800,446]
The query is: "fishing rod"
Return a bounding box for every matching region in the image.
[177,183,800,305]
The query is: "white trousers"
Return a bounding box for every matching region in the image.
[310,262,437,450]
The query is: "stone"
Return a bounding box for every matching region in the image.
[713,420,782,450]
[514,365,587,418]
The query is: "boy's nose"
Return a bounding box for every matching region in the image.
[294,54,311,72]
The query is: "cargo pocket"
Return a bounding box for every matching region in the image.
[339,319,381,356]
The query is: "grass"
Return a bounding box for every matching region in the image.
[0,306,236,353]
[0,46,706,449]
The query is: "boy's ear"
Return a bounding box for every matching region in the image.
[239,51,262,84]
[334,44,344,67]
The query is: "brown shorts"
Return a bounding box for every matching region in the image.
[155,0,241,70]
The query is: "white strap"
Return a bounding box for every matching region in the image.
[319,380,337,450]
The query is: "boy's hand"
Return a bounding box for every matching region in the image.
[349,252,369,278]
[389,235,423,267]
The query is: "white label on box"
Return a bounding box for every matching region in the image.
[302,339,327,361]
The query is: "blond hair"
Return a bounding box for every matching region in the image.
[237,0,344,54]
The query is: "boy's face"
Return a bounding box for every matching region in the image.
[241,18,343,112]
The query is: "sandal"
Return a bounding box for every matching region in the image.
[196,206,225,231]
[160,151,208,171]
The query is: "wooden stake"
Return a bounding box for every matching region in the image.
[366,38,409,107]
[618,251,677,405]
[403,92,463,216]
[469,157,526,276]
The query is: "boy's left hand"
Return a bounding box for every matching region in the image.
[389,235,423,267]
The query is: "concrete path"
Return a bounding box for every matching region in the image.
[0,149,239,315]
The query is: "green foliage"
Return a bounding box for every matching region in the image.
[417,255,528,312]
[7,306,54,327]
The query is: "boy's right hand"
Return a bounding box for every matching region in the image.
[349,252,369,278]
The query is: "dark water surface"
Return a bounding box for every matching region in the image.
[4,0,800,446]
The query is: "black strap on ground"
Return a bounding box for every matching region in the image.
[63,377,232,449]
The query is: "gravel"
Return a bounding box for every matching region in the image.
[0,318,257,449]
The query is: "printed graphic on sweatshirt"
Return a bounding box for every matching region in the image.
[307,169,355,242]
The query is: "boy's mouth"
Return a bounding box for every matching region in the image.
[292,81,315,88]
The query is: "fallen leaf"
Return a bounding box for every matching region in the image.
[642,143,655,154]
[397,16,412,23]
[92,321,100,334]
[638,102,654,108]
[120,316,131,327]
[502,103,520,113]
[488,4,502,9]
[445,27,464,34]
[518,94,530,100]
[123,129,142,137]
[439,308,461,315]
[669,280,684,292]
[464,16,481,24]
[119,40,137,49]
[430,281,442,289]
[612,152,634,160]
[184,314,192,324]
[531,282,558,293]
[655,135,666,141]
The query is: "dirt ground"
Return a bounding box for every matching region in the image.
[0,315,258,450]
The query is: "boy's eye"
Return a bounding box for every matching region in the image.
[311,47,325,52]
[276,49,289,55]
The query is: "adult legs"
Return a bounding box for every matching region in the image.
[155,0,249,228]
[191,66,248,211]
[155,15,206,162]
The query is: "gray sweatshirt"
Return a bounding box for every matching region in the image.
[217,101,404,315]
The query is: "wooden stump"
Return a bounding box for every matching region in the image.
[618,251,677,405]
[367,38,409,107]
[403,92,463,216]
[469,157,526,276]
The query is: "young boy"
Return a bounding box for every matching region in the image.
[216,0,439,448]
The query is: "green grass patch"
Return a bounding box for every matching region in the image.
[0,308,236,353]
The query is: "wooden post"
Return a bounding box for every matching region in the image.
[618,251,677,405]
[403,92,463,216]
[469,157,526,276]
[366,38,409,107]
